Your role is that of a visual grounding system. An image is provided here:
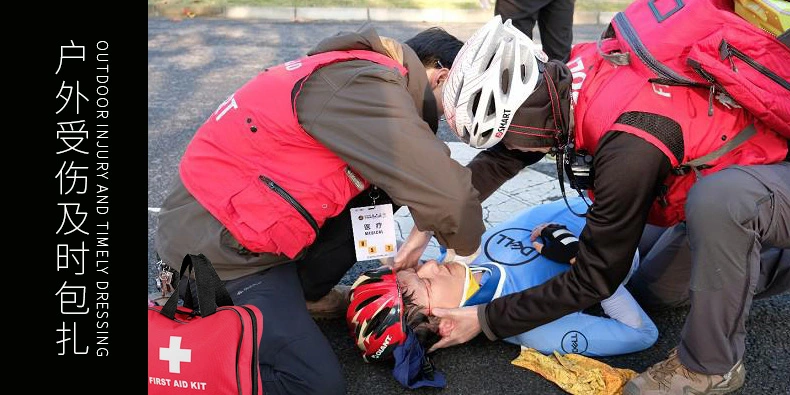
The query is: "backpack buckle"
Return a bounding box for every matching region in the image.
[672,165,691,176]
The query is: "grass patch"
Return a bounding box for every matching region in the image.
[228,0,482,9]
[151,0,630,11]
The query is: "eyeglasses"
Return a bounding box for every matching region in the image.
[436,59,445,69]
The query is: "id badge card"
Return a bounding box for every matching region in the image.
[350,204,397,261]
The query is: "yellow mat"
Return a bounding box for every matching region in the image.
[511,347,638,395]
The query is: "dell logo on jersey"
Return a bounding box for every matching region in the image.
[373,335,392,358]
[561,330,588,354]
[497,109,512,134]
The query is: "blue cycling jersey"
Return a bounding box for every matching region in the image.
[454,197,658,357]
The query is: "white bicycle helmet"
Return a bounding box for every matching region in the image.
[443,15,547,149]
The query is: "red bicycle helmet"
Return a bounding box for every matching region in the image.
[346,266,407,362]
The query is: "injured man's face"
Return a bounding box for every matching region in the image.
[396,259,469,314]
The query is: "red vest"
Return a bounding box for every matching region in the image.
[180,50,407,258]
[568,40,787,226]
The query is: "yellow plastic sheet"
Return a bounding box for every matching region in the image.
[511,347,638,395]
[735,0,790,37]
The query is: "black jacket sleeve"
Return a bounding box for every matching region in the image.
[481,132,672,339]
[467,143,547,202]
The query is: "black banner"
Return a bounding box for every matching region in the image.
[51,6,141,390]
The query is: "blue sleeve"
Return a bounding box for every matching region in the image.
[504,306,658,357]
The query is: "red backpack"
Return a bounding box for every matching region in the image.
[601,0,790,137]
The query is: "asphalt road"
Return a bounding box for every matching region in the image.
[147,18,790,395]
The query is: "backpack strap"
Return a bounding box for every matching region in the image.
[673,123,757,177]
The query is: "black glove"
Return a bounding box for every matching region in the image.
[538,224,579,264]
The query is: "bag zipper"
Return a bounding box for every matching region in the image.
[719,40,790,91]
[218,306,260,395]
[149,307,196,324]
[614,13,699,86]
[683,60,721,116]
[258,175,319,236]
[240,306,260,395]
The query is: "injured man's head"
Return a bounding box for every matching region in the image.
[346,261,472,360]
[396,259,475,350]
[396,259,470,314]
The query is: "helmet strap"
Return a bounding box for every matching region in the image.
[421,83,439,134]
[545,70,591,217]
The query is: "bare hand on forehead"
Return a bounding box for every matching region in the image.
[391,228,434,271]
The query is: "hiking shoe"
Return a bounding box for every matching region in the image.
[306,285,351,320]
[624,348,745,395]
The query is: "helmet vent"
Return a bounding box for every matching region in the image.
[358,278,382,287]
[367,306,394,337]
[480,129,493,140]
[354,321,362,340]
[486,94,496,117]
[453,79,464,107]
[500,68,510,95]
[355,295,378,312]
[471,90,482,112]
[520,63,528,83]
[484,52,496,71]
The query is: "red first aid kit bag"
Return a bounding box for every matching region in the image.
[148,254,263,394]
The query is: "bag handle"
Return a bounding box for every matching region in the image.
[159,254,234,319]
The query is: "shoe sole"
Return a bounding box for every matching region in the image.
[622,381,642,395]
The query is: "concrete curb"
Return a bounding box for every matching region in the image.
[149,5,616,25]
